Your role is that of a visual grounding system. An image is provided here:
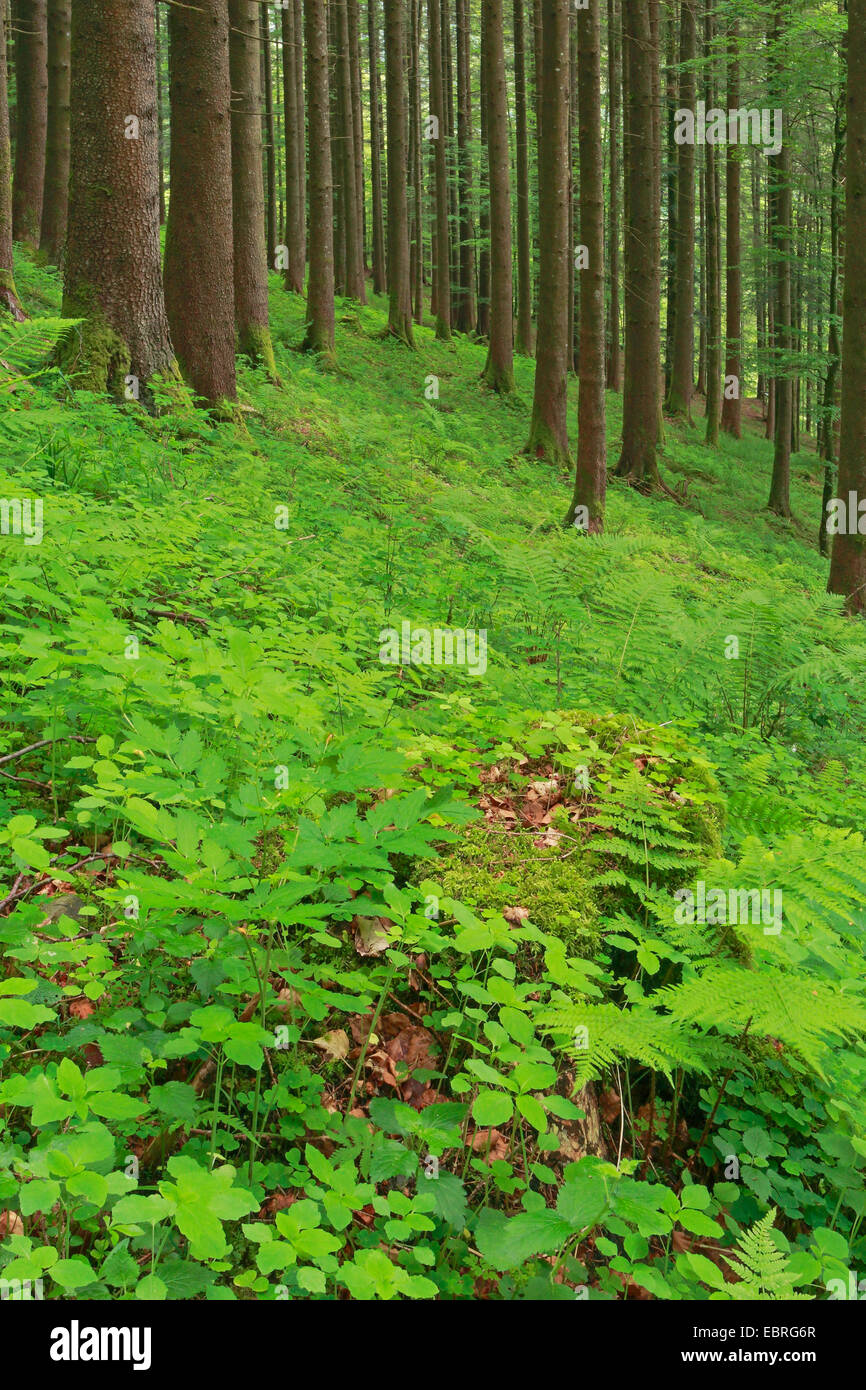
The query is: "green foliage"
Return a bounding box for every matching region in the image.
[1,256,865,1302]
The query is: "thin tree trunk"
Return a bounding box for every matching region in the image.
[39,0,69,263]
[720,16,742,437]
[293,0,306,273]
[605,0,621,388]
[665,0,695,420]
[704,0,721,447]
[428,0,451,337]
[454,0,476,333]
[282,0,305,292]
[828,0,865,611]
[303,0,336,360]
[383,0,413,343]
[0,2,25,316]
[335,0,365,299]
[664,3,677,393]
[347,0,366,274]
[477,0,490,337]
[566,0,605,530]
[513,0,532,353]
[615,0,662,483]
[481,0,513,388]
[820,19,845,556]
[526,0,570,454]
[261,6,278,269]
[12,0,47,247]
[768,0,792,517]
[229,0,278,375]
[408,0,423,321]
[63,0,177,395]
[368,0,386,294]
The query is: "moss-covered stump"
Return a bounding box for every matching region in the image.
[414,709,725,954]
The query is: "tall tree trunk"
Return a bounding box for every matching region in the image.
[443,0,459,312]
[63,0,177,396]
[615,0,662,483]
[332,5,345,293]
[302,0,336,360]
[12,0,47,247]
[282,0,305,292]
[229,0,278,375]
[164,0,235,404]
[605,0,621,388]
[476,0,490,336]
[293,0,306,273]
[156,2,166,226]
[383,0,413,343]
[512,0,532,352]
[828,0,865,611]
[408,0,423,321]
[335,0,365,299]
[428,0,450,337]
[665,0,695,421]
[261,6,278,269]
[768,0,792,516]
[38,0,69,263]
[567,13,576,373]
[720,16,742,437]
[368,0,386,295]
[664,3,677,394]
[566,0,605,530]
[347,0,366,274]
[817,9,845,558]
[526,0,569,454]
[454,0,476,333]
[0,2,25,316]
[481,0,513,389]
[704,0,721,446]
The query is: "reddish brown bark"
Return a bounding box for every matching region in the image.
[566,0,605,529]
[0,4,25,317]
[39,0,69,263]
[527,0,570,454]
[615,0,662,483]
[481,0,513,389]
[383,0,414,343]
[428,0,451,338]
[62,0,176,395]
[164,0,236,404]
[302,0,336,361]
[12,0,47,248]
[828,0,865,610]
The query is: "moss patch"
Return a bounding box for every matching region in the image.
[418,820,602,953]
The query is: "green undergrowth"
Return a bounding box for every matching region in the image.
[0,251,865,1301]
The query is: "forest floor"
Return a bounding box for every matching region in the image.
[1,254,865,1302]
